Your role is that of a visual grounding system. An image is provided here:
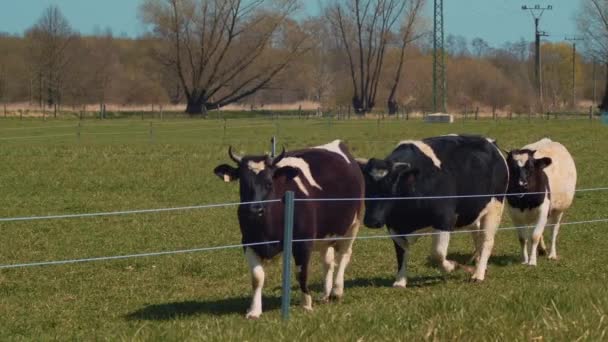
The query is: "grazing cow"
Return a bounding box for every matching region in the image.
[214,140,364,319]
[358,135,508,286]
[506,138,577,266]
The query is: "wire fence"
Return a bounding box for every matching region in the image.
[1,186,607,269]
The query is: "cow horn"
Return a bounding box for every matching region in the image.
[228,146,242,164]
[271,146,286,166]
[392,162,411,170]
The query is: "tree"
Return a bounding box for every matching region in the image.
[327,0,407,114]
[471,37,491,57]
[386,0,426,114]
[139,0,307,115]
[578,0,608,110]
[25,5,76,110]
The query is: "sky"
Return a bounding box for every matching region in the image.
[0,0,581,46]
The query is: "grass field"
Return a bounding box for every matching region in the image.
[0,117,607,341]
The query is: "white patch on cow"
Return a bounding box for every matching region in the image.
[223,174,231,182]
[302,293,313,311]
[370,168,389,180]
[513,153,529,167]
[471,197,504,281]
[397,140,442,169]
[314,139,351,163]
[276,157,323,195]
[321,246,335,301]
[431,231,457,273]
[443,134,459,137]
[486,138,496,144]
[244,247,265,319]
[247,161,266,175]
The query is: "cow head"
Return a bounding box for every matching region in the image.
[506,149,552,192]
[357,158,419,228]
[214,147,299,218]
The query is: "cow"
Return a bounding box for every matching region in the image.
[506,138,577,266]
[357,134,509,287]
[213,140,364,319]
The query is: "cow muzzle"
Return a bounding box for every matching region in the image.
[364,216,385,229]
[249,204,265,217]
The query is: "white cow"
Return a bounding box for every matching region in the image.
[506,138,577,266]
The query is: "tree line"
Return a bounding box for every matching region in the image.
[0,0,606,115]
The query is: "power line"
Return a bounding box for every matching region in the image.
[522,4,553,111]
[566,36,585,109]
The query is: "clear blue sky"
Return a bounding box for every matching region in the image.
[0,0,580,46]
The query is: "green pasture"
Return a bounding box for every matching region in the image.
[0,116,607,340]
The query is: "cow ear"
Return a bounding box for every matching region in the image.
[273,166,299,180]
[535,157,552,169]
[214,164,239,182]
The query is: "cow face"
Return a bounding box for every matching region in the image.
[214,147,299,218]
[358,158,419,228]
[506,149,552,192]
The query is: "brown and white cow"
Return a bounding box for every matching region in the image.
[214,140,364,319]
[506,138,577,266]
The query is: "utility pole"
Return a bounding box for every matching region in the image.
[433,0,447,113]
[565,36,584,109]
[593,57,597,109]
[522,4,552,111]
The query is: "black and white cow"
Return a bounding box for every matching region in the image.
[506,138,577,266]
[358,135,508,286]
[214,140,364,319]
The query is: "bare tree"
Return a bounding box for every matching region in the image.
[139,0,307,115]
[578,0,608,110]
[26,5,76,111]
[328,0,406,114]
[386,0,425,114]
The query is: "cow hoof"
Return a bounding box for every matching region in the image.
[392,280,407,288]
[548,254,558,260]
[458,265,475,274]
[320,295,331,303]
[302,305,313,312]
[245,311,261,320]
[469,277,484,283]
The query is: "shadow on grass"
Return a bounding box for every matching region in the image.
[345,274,449,289]
[445,253,521,267]
[126,296,281,321]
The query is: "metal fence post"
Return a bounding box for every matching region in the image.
[281,190,295,321]
[271,136,276,157]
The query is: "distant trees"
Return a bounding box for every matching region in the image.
[25,5,77,110]
[0,2,603,115]
[327,0,408,114]
[139,0,307,115]
[578,0,608,110]
[386,0,426,114]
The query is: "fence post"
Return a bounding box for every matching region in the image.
[271,136,276,157]
[77,121,81,142]
[590,106,593,121]
[281,190,295,321]
[149,122,154,143]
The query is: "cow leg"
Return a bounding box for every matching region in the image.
[293,242,313,311]
[244,247,265,319]
[471,199,503,282]
[547,211,564,260]
[430,231,457,273]
[391,235,409,288]
[332,218,359,299]
[468,222,482,265]
[528,202,550,266]
[320,246,335,302]
[511,215,529,264]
